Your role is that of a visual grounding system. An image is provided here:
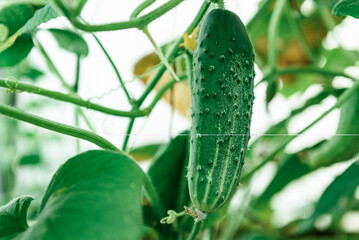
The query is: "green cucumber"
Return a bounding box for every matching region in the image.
[188,8,255,213]
[308,88,359,168]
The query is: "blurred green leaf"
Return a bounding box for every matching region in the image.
[2,150,145,240]
[257,154,311,205]
[300,160,359,232]
[0,196,33,238]
[21,5,59,34]
[0,35,33,67]
[18,154,40,165]
[128,143,165,161]
[323,47,359,71]
[48,29,89,56]
[333,0,359,18]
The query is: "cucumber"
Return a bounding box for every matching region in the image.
[188,8,255,213]
[308,88,359,168]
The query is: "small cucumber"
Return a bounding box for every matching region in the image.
[308,88,359,168]
[188,8,255,213]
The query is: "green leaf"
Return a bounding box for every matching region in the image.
[21,5,59,35]
[49,28,89,56]
[148,131,190,212]
[300,160,359,231]
[0,35,33,67]
[0,4,36,36]
[0,196,33,238]
[323,47,359,71]
[333,0,359,18]
[256,154,311,204]
[129,143,165,161]
[18,154,41,165]
[145,131,189,238]
[4,150,145,240]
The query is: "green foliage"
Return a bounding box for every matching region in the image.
[48,29,89,56]
[333,0,359,18]
[299,161,359,232]
[308,88,359,168]
[0,35,33,67]
[0,0,359,239]
[21,4,59,35]
[0,150,146,240]
[0,196,33,238]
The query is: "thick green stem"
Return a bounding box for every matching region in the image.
[242,79,359,181]
[137,1,210,106]
[0,104,120,152]
[54,0,185,31]
[187,221,202,240]
[267,0,287,69]
[130,0,156,19]
[0,79,145,117]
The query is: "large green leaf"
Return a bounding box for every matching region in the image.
[333,0,359,18]
[0,196,33,238]
[0,150,145,240]
[0,35,33,67]
[21,5,59,34]
[49,29,89,56]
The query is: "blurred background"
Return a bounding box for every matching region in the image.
[1,0,359,235]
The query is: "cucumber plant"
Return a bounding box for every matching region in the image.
[188,8,255,214]
[0,1,359,240]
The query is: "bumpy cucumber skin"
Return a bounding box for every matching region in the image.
[309,89,359,168]
[188,8,255,213]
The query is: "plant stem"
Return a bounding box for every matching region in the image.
[54,0,185,31]
[122,118,135,151]
[142,27,180,81]
[137,1,210,106]
[77,107,97,132]
[0,104,120,152]
[73,54,81,92]
[242,79,359,181]
[89,31,133,103]
[130,0,156,19]
[267,0,287,69]
[187,221,202,240]
[123,1,210,149]
[0,79,146,117]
